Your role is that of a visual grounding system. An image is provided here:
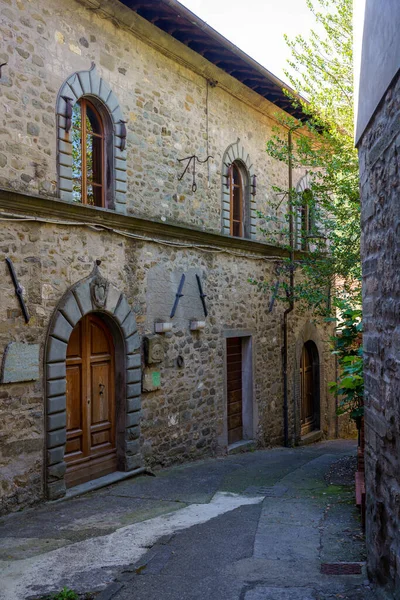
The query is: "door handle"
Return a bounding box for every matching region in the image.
[99,383,105,396]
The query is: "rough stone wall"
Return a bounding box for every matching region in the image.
[359,70,400,596]
[0,0,337,515]
[0,0,303,238]
[0,219,335,513]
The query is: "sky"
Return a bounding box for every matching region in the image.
[178,0,316,85]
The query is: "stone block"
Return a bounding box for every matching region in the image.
[47,378,66,398]
[59,172,73,190]
[121,311,137,338]
[47,336,68,363]
[115,180,128,193]
[47,428,67,449]
[115,191,127,204]
[47,362,66,381]
[47,480,66,501]
[47,395,66,415]
[60,190,73,202]
[47,411,67,432]
[125,453,143,470]
[115,168,127,183]
[105,285,121,314]
[127,396,141,412]
[107,93,119,114]
[59,295,82,327]
[126,353,141,370]
[99,78,112,103]
[127,368,141,384]
[126,425,140,440]
[74,280,92,315]
[47,461,67,481]
[125,440,140,456]
[47,446,65,466]
[89,68,101,95]
[127,382,141,397]
[52,312,73,343]
[79,70,91,95]
[59,152,73,167]
[59,140,72,155]
[126,411,141,428]
[68,73,84,100]
[126,332,140,354]
[114,295,131,323]
[59,165,73,180]
[1,342,40,383]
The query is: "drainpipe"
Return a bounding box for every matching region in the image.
[282,128,295,447]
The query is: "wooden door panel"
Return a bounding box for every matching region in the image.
[300,342,319,435]
[66,365,83,432]
[67,324,82,358]
[91,320,110,355]
[91,363,112,425]
[227,337,243,445]
[65,314,116,487]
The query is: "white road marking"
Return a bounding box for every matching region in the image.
[1,492,263,600]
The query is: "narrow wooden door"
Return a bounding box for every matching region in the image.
[227,337,243,444]
[300,342,315,435]
[65,314,117,487]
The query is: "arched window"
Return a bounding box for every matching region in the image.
[221,142,257,239]
[71,99,105,207]
[295,174,316,250]
[230,162,244,237]
[57,65,127,213]
[300,188,314,251]
[227,160,250,238]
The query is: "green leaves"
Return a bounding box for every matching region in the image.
[259,0,360,316]
[329,303,364,421]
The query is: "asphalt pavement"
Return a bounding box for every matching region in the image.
[0,440,377,600]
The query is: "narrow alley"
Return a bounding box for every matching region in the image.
[0,441,375,600]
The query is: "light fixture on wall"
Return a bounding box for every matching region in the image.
[251,174,257,197]
[225,164,232,189]
[190,320,206,331]
[154,321,173,333]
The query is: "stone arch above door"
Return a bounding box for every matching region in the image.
[45,264,141,500]
[294,321,325,442]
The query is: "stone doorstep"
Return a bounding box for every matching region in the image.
[298,430,323,446]
[228,439,256,454]
[49,467,150,504]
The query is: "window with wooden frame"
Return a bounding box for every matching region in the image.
[300,188,314,250]
[71,98,106,207]
[228,161,246,237]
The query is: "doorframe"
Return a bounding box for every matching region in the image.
[294,321,324,443]
[44,264,142,500]
[222,330,256,448]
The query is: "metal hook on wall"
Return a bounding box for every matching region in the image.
[178,155,213,192]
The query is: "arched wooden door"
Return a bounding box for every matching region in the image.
[300,341,320,436]
[65,314,116,487]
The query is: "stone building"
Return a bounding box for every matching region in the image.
[0,0,338,514]
[356,0,400,596]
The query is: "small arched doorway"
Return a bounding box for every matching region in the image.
[65,313,117,487]
[300,340,320,436]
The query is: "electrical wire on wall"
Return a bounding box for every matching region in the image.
[0,212,286,263]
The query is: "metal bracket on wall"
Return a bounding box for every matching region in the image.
[170,274,185,318]
[196,274,208,317]
[5,258,30,323]
[178,155,213,192]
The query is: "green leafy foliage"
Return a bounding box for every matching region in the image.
[51,587,79,600]
[329,303,363,420]
[255,0,360,316]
